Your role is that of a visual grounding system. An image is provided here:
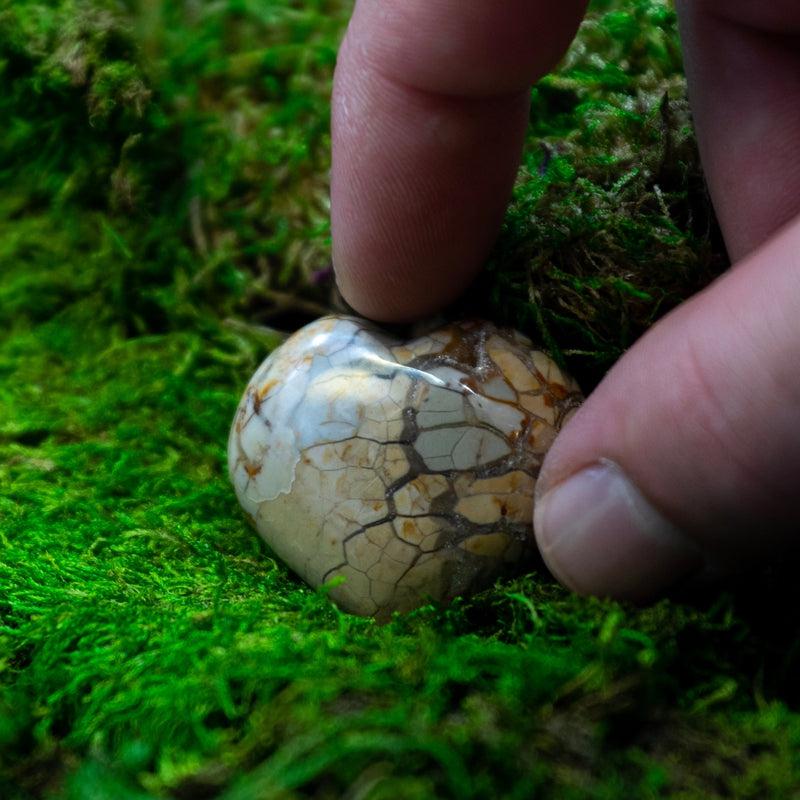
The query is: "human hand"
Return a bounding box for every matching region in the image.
[330,1,800,600]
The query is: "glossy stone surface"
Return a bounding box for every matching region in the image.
[228,315,582,618]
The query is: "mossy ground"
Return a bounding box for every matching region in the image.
[1,1,799,797]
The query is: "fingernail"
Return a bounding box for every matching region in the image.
[534,460,702,600]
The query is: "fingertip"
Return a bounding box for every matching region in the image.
[331,71,529,322]
[331,0,588,322]
[333,253,482,323]
[348,0,589,98]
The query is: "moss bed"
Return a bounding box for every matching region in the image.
[2,1,799,797]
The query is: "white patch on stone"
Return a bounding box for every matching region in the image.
[466,393,526,437]
[427,366,470,389]
[481,375,517,402]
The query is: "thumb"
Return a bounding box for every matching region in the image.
[533,214,800,600]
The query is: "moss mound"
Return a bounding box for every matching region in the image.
[1,1,799,797]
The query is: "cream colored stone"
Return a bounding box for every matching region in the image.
[528,418,558,453]
[228,314,582,618]
[453,493,531,525]
[393,515,442,547]
[383,537,418,565]
[519,393,554,419]
[392,473,449,516]
[455,495,504,525]
[396,553,448,597]
[388,372,413,405]
[488,344,542,393]
[328,566,377,616]
[390,345,415,364]
[531,350,557,382]
[501,493,534,524]
[467,471,535,497]
[365,522,395,549]
[344,535,384,572]
[304,438,381,472]
[480,374,518,402]
[366,555,404,584]
[429,330,454,349]
[377,444,410,486]
[466,393,527,438]
[369,580,399,607]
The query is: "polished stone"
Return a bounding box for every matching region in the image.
[228,315,582,618]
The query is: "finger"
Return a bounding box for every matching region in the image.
[676,0,800,260]
[533,213,800,600]
[331,0,587,321]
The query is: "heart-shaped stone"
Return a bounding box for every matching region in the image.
[228,315,582,618]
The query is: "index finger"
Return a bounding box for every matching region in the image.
[331,0,587,322]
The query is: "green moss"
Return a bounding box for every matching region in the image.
[1,0,799,797]
[475,0,725,387]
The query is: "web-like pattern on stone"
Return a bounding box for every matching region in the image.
[229,316,582,618]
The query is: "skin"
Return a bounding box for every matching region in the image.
[331,1,800,599]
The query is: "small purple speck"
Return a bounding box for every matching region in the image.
[312,265,334,286]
